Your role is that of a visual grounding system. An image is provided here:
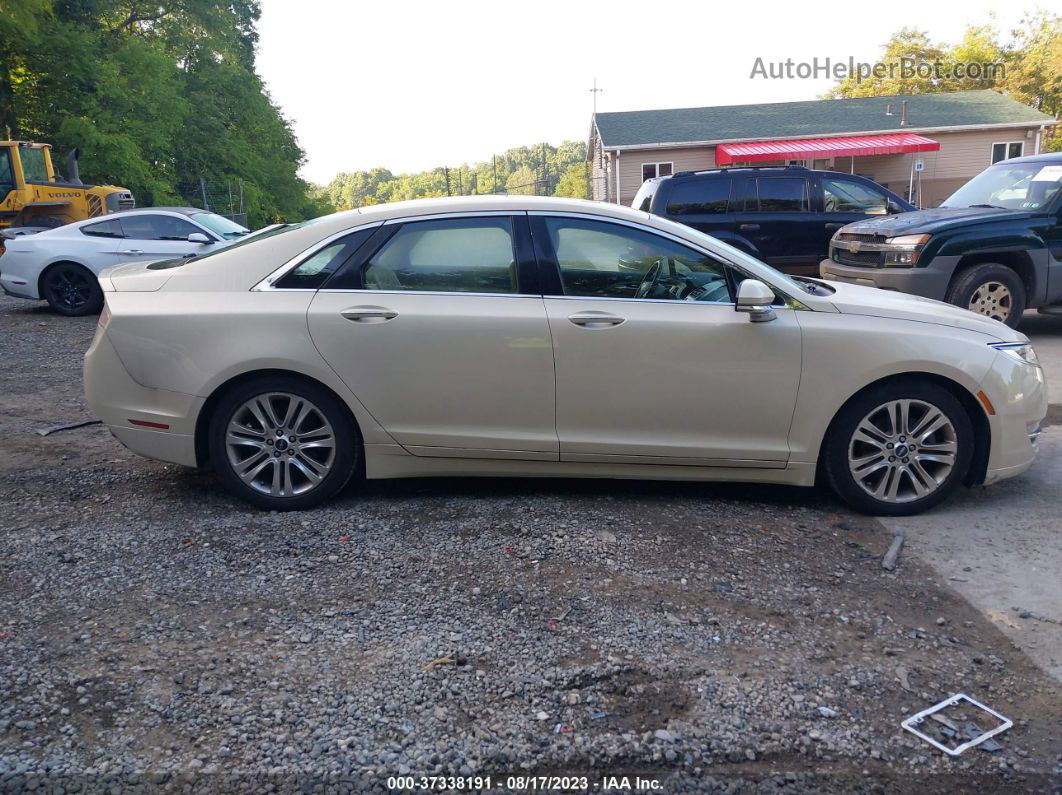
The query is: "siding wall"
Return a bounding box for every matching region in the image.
[597,125,1043,208]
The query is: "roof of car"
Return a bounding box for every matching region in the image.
[594,90,1056,148]
[993,151,1062,165]
[114,207,208,217]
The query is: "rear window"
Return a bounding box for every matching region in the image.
[665,178,732,215]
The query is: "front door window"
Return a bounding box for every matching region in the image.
[542,216,732,303]
[823,177,889,215]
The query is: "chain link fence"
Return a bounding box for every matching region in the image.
[176,177,248,228]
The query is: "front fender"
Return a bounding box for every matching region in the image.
[789,310,997,463]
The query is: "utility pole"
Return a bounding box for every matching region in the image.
[444,167,451,197]
[590,77,603,116]
[541,143,548,196]
[492,155,497,194]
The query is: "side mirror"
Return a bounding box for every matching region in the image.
[187,232,211,244]
[735,279,777,323]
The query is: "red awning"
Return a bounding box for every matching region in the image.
[715,133,940,165]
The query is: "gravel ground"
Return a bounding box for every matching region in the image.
[1,294,1061,793]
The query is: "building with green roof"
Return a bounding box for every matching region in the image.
[588,90,1056,207]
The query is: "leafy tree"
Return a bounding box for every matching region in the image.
[554,162,590,199]
[505,165,537,195]
[3,0,316,227]
[825,28,946,98]
[317,140,590,208]
[1005,11,1062,118]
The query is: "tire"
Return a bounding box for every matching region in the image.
[823,381,973,516]
[944,263,1026,328]
[41,262,104,317]
[208,376,358,510]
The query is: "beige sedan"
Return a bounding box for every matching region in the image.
[84,196,1046,515]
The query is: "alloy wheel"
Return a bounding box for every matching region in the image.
[45,266,93,312]
[848,399,958,504]
[225,392,336,497]
[968,281,1012,323]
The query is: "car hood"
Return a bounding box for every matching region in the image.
[840,206,1038,237]
[822,280,1022,342]
[98,259,180,292]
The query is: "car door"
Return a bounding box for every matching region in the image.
[115,213,214,261]
[819,174,898,253]
[730,175,820,275]
[306,213,558,459]
[531,213,802,465]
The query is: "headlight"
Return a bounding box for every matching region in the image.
[882,234,930,267]
[989,341,1040,367]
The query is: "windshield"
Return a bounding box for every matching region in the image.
[179,221,305,265]
[191,212,250,240]
[942,162,1062,210]
[20,147,49,182]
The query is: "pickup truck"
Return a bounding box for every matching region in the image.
[820,152,1062,328]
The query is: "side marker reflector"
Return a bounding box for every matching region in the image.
[975,391,996,416]
[128,419,170,429]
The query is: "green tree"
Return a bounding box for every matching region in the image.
[3,0,317,227]
[1004,11,1062,117]
[505,165,537,195]
[826,28,946,98]
[554,162,590,199]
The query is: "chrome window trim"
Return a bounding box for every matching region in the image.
[380,210,521,225]
[254,212,524,293]
[251,221,384,292]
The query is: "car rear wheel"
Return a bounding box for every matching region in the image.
[824,381,973,516]
[41,262,103,316]
[945,263,1026,328]
[208,377,358,510]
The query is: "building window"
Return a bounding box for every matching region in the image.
[641,162,673,182]
[991,141,1023,164]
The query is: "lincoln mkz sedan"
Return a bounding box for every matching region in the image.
[84,197,1046,515]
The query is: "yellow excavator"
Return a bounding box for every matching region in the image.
[0,141,134,248]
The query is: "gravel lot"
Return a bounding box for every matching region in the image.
[2,294,1061,793]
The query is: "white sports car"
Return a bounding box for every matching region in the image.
[0,207,248,315]
[83,196,1046,515]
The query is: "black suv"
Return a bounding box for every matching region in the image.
[633,166,914,276]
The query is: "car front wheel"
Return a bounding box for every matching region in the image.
[945,263,1026,328]
[824,381,973,516]
[208,377,358,510]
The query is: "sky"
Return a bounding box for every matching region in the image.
[256,0,1050,185]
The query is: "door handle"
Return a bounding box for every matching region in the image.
[739,224,760,232]
[824,222,844,230]
[341,306,398,323]
[568,312,625,328]
[122,249,144,255]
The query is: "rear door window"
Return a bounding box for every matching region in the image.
[360,217,517,294]
[664,178,733,215]
[751,177,809,212]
